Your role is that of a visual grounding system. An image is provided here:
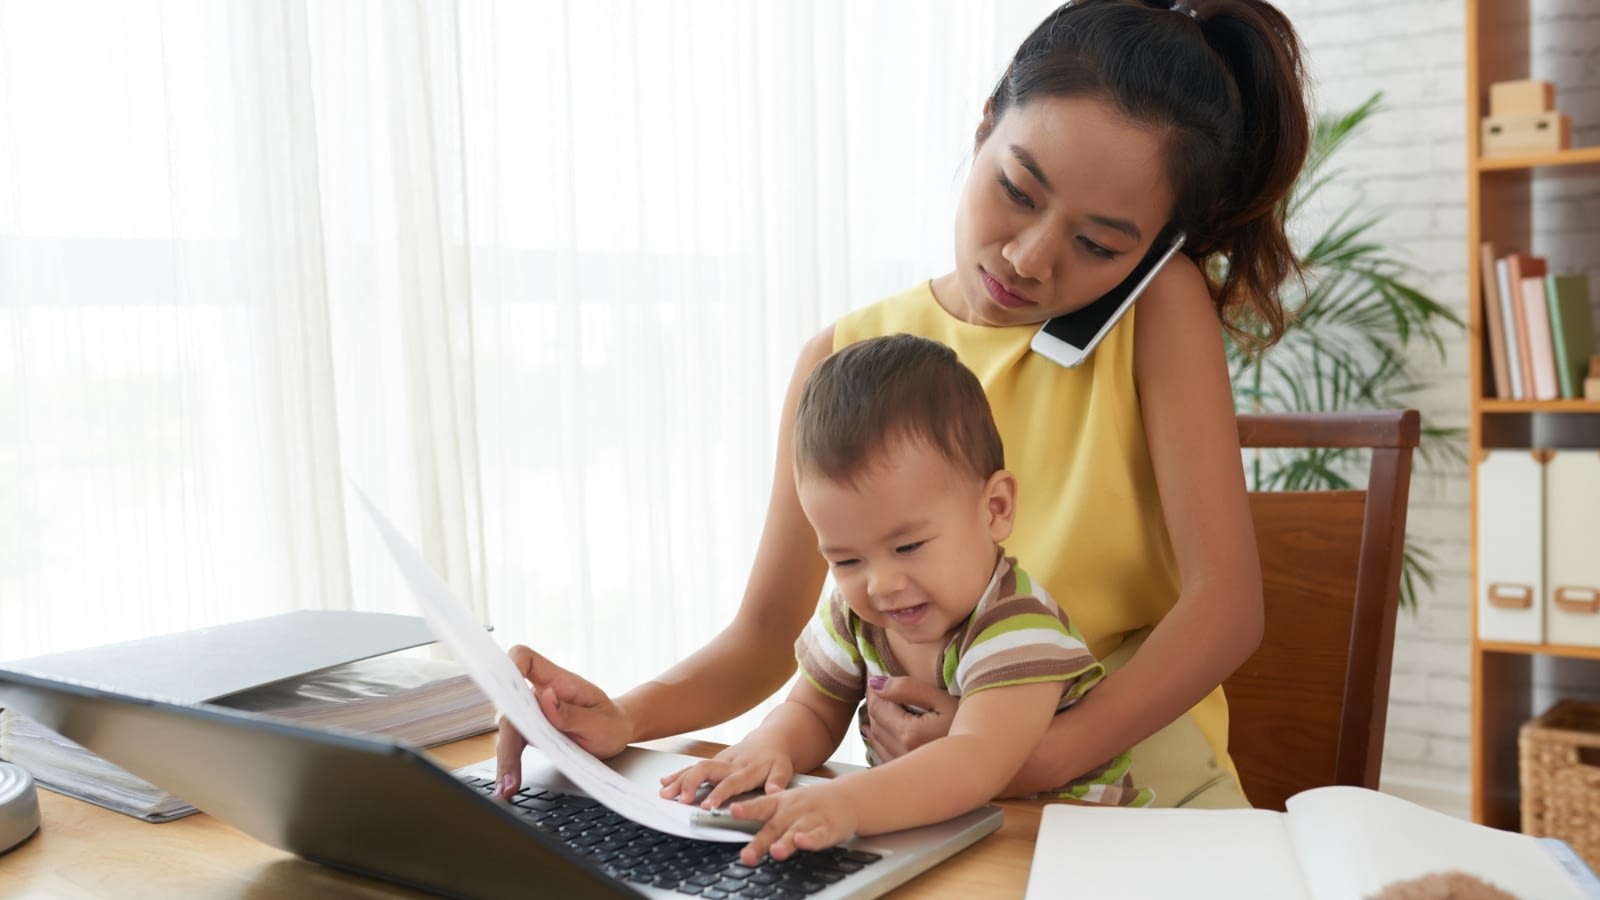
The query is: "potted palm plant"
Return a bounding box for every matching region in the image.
[1223,93,1465,609]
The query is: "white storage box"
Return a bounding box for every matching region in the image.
[1477,450,1545,644]
[1545,451,1600,648]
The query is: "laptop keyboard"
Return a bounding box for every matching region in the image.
[459,775,882,898]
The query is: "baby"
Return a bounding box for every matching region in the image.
[660,333,1147,864]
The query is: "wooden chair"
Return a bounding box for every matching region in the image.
[1224,409,1421,812]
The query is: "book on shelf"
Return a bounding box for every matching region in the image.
[1546,273,1597,399]
[1521,274,1562,401]
[1479,241,1512,398]
[0,611,497,822]
[1495,255,1527,399]
[1505,252,1549,401]
[1023,785,1600,900]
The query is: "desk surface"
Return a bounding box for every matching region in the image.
[0,735,1042,899]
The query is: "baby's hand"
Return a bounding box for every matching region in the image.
[728,782,858,866]
[659,738,795,811]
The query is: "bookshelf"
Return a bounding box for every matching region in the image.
[1466,1,1600,831]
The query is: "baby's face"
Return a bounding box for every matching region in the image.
[797,439,1011,646]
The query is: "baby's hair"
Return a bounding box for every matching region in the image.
[793,334,1004,488]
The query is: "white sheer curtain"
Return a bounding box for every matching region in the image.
[0,0,1056,741]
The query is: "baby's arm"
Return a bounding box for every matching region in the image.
[728,680,1061,863]
[659,678,855,809]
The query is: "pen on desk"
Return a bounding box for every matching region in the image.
[693,809,764,834]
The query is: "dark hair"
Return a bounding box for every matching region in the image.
[978,0,1310,348]
[793,334,1004,487]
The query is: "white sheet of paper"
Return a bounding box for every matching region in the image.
[353,487,745,842]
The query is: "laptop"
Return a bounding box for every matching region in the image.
[0,667,1002,900]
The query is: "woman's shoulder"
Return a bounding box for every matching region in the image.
[833,280,941,349]
[1131,253,1215,346]
[1131,250,1232,389]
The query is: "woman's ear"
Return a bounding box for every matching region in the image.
[974,98,997,147]
[984,469,1017,542]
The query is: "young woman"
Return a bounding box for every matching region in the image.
[497,0,1309,810]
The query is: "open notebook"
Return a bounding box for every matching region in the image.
[1024,785,1599,899]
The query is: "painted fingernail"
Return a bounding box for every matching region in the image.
[868,675,887,690]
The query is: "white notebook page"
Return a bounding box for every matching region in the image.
[1285,786,1584,900]
[1024,805,1314,900]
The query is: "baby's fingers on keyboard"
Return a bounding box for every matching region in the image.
[658,761,727,803]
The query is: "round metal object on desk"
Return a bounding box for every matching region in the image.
[0,760,41,853]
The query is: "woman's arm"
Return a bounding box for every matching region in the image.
[999,258,1264,794]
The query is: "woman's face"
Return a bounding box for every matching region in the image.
[948,94,1176,328]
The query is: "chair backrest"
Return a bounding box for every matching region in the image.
[1224,410,1420,812]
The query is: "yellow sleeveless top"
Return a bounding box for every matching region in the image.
[833,281,1234,775]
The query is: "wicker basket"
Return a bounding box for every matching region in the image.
[1520,699,1600,871]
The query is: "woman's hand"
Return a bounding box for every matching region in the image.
[658,736,796,810]
[858,675,957,761]
[727,782,859,865]
[493,645,635,798]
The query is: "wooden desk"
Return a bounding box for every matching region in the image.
[0,735,1042,899]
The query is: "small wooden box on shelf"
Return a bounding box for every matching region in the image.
[1481,77,1570,158]
[1466,0,1600,835]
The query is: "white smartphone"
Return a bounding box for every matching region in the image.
[1029,229,1187,368]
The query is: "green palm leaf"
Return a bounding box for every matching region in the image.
[1225,92,1465,610]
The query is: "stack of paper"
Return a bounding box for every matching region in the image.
[0,654,496,821]
[0,711,194,820]
[214,654,496,746]
[0,610,497,821]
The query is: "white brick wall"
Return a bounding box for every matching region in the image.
[1274,0,1600,819]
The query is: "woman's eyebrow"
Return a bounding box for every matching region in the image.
[1009,145,1054,192]
[1088,214,1143,242]
[1009,145,1143,242]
